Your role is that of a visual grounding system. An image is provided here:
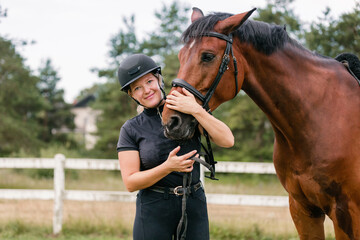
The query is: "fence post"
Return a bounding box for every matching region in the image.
[53,153,65,235]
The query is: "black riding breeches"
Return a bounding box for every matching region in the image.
[133,187,209,240]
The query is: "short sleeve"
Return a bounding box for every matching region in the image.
[117,121,138,152]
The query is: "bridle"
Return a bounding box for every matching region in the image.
[172,31,239,111]
[171,31,239,181]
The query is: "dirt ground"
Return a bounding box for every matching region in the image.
[0,199,335,237]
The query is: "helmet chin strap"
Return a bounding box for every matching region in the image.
[153,83,167,108]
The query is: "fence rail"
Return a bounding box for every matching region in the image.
[0,155,288,234]
[0,157,277,173]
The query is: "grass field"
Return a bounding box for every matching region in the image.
[0,169,336,239]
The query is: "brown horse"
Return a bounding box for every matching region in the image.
[162,8,360,240]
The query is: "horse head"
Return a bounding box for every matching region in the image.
[162,8,256,140]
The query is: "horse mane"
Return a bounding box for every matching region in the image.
[182,12,299,55]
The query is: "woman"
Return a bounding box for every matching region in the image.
[117,54,234,240]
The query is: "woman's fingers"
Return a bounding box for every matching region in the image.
[181,150,197,160]
[166,94,176,100]
[182,88,193,97]
[183,165,194,172]
[170,90,182,96]
[176,150,196,172]
[169,146,181,157]
[165,98,176,105]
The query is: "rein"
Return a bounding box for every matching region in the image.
[171,31,239,180]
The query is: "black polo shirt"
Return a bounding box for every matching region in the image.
[117,105,201,187]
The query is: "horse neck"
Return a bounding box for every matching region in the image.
[240,43,332,142]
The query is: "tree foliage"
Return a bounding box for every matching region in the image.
[303,2,360,57]
[0,37,45,156]
[254,0,302,39]
[0,7,77,156]
[37,59,75,143]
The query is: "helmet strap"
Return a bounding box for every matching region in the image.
[130,96,141,106]
[157,74,167,107]
[155,86,167,108]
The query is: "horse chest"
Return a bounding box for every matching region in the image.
[273,154,334,208]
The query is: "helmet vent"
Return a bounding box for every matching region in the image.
[128,66,141,75]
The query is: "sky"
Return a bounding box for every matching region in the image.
[0,0,358,103]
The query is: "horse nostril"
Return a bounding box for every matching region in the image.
[168,115,182,130]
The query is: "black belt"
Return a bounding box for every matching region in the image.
[148,181,203,196]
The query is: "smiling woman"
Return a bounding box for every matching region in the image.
[115,53,234,240]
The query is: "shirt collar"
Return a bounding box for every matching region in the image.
[143,103,164,116]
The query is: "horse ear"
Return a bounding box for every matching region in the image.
[214,8,256,35]
[191,7,204,23]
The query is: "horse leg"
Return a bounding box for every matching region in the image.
[289,196,325,240]
[332,225,355,240]
[328,199,360,240]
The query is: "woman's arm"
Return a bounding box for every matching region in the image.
[118,146,196,192]
[166,88,234,148]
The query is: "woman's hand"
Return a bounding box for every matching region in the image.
[164,146,196,172]
[166,88,202,115]
[166,88,234,148]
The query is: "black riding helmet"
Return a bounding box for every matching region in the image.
[118,54,161,92]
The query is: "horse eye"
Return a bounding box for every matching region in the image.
[201,53,215,63]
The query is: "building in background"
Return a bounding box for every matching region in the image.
[71,95,101,149]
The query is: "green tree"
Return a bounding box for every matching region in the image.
[140,2,189,56]
[254,0,302,39]
[108,15,140,66]
[0,37,45,156]
[37,59,75,144]
[303,2,360,57]
[140,1,190,87]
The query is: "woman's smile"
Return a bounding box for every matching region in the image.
[145,93,155,100]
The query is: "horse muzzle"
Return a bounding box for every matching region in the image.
[163,113,198,141]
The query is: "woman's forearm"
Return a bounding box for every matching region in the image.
[124,162,171,192]
[120,147,196,192]
[193,108,234,148]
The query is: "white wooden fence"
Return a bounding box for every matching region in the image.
[0,154,288,234]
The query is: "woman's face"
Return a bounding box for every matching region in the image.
[129,73,163,108]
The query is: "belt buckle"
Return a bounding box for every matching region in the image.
[173,186,184,196]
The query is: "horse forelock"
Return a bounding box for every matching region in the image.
[182,12,232,43]
[182,12,299,55]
